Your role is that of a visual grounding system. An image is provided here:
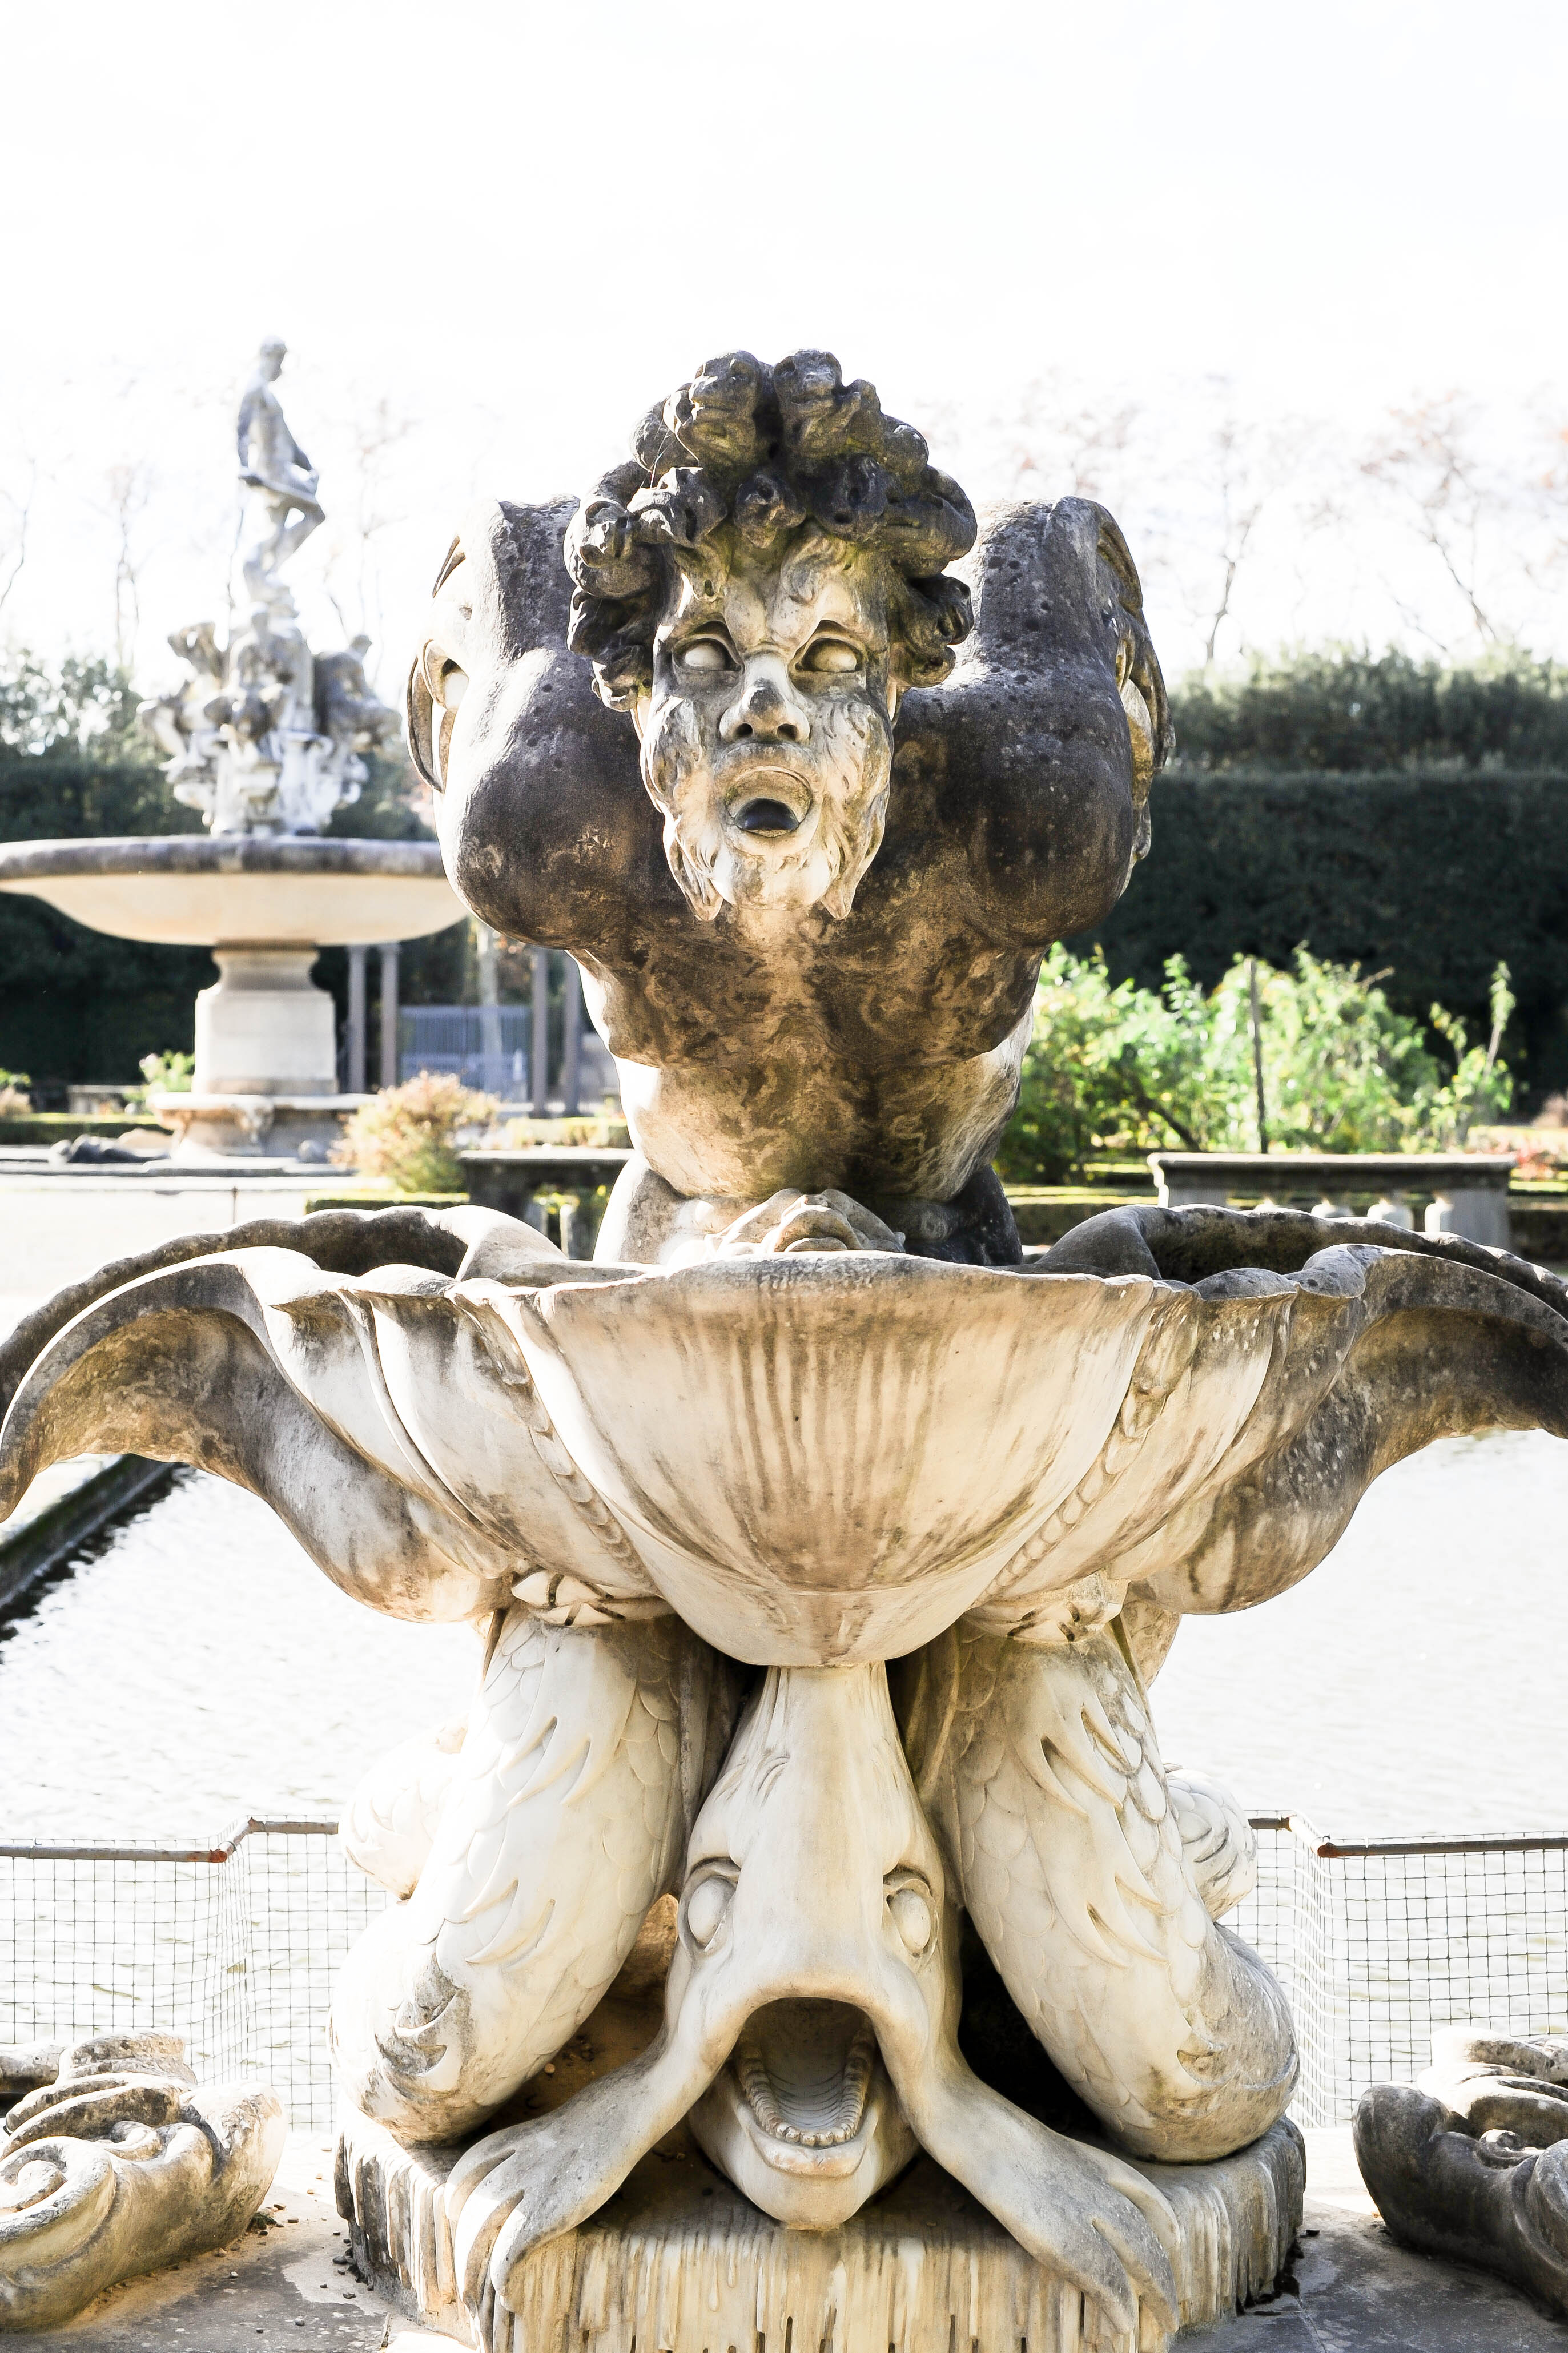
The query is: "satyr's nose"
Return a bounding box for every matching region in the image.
[719,655,810,746]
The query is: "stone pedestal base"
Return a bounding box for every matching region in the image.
[194,947,340,1091]
[151,1091,369,1160]
[336,2107,1302,2352]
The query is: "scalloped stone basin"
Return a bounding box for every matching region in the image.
[0,837,463,1153]
[494,1253,1299,1663]
[0,835,461,947]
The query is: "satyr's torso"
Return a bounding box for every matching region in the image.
[413,353,1167,1254]
[555,795,1045,1206]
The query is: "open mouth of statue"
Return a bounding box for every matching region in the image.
[729,1999,884,2173]
[722,769,813,840]
[733,798,800,835]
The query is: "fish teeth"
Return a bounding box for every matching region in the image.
[733,2017,877,2146]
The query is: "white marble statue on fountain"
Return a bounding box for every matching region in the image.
[137,340,397,836]
[236,335,324,602]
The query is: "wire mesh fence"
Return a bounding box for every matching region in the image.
[2,1815,1565,2130]
[0,1820,387,2127]
[1229,1817,1568,2125]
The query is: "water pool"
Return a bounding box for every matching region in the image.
[2,1431,1566,1840]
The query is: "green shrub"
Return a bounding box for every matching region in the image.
[1074,768,1568,1098]
[333,1073,498,1193]
[132,1050,194,1096]
[996,947,1514,1184]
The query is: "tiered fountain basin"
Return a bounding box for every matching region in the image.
[0,836,463,1158]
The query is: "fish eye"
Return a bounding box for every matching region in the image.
[683,1869,736,1949]
[885,1873,935,1957]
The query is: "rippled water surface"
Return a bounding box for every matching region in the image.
[3,1433,1567,1840]
[0,1473,477,1839]
[1153,1427,1568,1832]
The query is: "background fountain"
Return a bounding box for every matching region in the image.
[0,340,461,1159]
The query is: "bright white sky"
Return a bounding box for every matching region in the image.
[2,0,1564,693]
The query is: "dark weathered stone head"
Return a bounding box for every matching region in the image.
[408,359,1169,971]
[560,351,976,922]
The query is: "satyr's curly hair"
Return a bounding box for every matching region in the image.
[565,351,977,710]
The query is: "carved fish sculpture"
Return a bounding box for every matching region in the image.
[2,1198,1565,2339]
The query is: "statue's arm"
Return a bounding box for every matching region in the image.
[898,498,1171,948]
[408,497,667,959]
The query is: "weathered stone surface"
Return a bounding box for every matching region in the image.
[2,1204,1565,2340]
[409,351,1169,1265]
[338,1986,1304,2353]
[0,2034,283,2331]
[1354,2029,1568,2318]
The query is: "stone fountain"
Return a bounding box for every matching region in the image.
[2,350,1566,2347]
[0,339,461,1159]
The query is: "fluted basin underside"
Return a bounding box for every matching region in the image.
[6,1222,1563,1668]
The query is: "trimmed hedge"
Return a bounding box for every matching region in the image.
[5,751,1568,1100]
[1170,653,1568,774]
[1068,770,1568,1101]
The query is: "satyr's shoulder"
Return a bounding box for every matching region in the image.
[886,498,1171,943]
[408,497,674,947]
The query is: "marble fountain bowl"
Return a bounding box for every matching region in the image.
[458,1226,1566,1664]
[0,836,463,1156]
[10,1218,1563,1660]
[0,834,462,947]
[6,1209,1567,2351]
[495,1249,1273,1664]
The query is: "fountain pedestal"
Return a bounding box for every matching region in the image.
[336,1975,1304,2353]
[162,944,353,1157]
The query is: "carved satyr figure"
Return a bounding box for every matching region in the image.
[408,348,1167,1266]
[6,355,1568,2350]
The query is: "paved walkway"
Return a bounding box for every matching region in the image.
[0,1172,319,1344]
[7,2134,393,2351]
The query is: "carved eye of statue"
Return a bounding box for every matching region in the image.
[435,660,467,710]
[677,639,735,674]
[683,1869,736,1950]
[886,1875,935,1958]
[798,637,862,675]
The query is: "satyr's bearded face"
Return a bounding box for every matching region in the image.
[632,532,898,924]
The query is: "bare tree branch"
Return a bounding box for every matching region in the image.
[1361,396,1502,645]
[315,394,420,673]
[0,456,35,620]
[97,460,154,674]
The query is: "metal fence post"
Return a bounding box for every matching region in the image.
[561,957,583,1115]
[476,923,503,1096]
